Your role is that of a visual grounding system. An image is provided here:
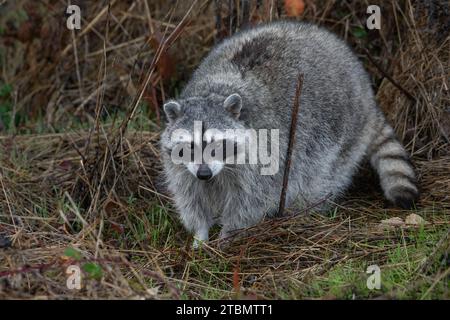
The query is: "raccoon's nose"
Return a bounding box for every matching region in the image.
[197,164,212,180]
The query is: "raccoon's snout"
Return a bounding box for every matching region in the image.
[186,161,224,180]
[197,164,212,180]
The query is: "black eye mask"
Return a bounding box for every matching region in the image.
[167,139,239,162]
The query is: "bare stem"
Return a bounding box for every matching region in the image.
[277,73,304,217]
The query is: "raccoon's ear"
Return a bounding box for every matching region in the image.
[224,93,242,119]
[163,101,183,123]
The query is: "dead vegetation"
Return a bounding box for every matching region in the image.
[0,0,449,299]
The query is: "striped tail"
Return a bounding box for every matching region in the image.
[369,123,419,209]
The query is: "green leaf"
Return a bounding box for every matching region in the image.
[82,262,103,279]
[63,247,82,261]
[0,84,12,97]
[352,27,368,39]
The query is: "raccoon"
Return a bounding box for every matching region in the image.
[160,21,419,247]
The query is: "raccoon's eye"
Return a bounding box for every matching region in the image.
[222,140,238,158]
[176,143,193,158]
[211,141,226,159]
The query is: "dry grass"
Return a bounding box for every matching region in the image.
[0,0,449,299]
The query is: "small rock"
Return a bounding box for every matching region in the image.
[381,217,405,226]
[405,213,428,226]
[378,217,405,230]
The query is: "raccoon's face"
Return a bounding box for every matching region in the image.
[161,94,245,181]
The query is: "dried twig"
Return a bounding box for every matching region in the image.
[277,73,304,217]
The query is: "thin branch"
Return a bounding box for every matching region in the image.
[277,73,304,217]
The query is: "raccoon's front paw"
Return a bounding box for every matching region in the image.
[192,229,209,249]
[192,238,206,249]
[219,229,231,240]
[217,229,235,250]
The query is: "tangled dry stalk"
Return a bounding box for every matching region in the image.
[0,0,448,299]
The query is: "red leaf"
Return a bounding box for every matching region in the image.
[109,221,125,234]
[284,0,305,17]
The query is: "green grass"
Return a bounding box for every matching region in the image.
[183,252,232,299]
[292,222,448,299]
[122,201,178,248]
[121,204,233,299]
[119,201,448,299]
[0,87,159,135]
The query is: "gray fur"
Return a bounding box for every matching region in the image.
[160,21,419,245]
